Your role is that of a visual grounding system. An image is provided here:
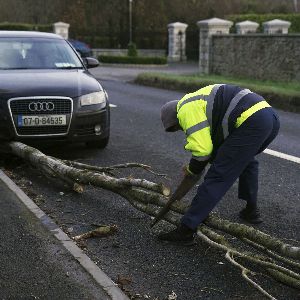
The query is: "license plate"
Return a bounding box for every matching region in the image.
[17,115,67,127]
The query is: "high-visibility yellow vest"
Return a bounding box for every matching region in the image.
[177,84,271,161]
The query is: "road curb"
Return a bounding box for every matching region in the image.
[0,170,129,300]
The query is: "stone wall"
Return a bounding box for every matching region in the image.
[211,34,300,82]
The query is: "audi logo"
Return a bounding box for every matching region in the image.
[28,102,55,112]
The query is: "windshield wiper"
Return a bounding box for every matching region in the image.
[56,66,83,69]
[0,67,31,70]
[0,66,83,70]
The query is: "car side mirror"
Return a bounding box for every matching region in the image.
[83,57,99,69]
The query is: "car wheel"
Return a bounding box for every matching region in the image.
[86,136,109,149]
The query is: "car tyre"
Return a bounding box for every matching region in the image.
[86,136,109,149]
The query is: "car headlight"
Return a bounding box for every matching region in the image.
[80,91,106,106]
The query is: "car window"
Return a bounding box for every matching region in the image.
[0,37,84,70]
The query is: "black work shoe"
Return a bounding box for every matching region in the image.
[239,207,263,224]
[158,224,196,245]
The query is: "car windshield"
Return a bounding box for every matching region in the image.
[0,37,84,70]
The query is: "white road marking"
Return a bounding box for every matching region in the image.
[264,148,300,164]
[109,103,117,108]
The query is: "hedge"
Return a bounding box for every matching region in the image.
[98,55,167,65]
[0,22,52,32]
[127,43,138,57]
[135,73,300,113]
[228,14,300,33]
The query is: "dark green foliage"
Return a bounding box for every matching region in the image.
[0,1,297,60]
[0,22,52,32]
[98,55,167,65]
[228,14,300,33]
[127,43,138,57]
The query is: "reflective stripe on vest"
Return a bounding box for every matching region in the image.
[186,119,210,136]
[222,89,252,138]
[177,84,224,116]
[177,84,224,161]
[205,84,225,130]
[235,100,271,128]
[178,94,210,111]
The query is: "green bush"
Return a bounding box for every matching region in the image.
[0,22,52,32]
[135,73,300,113]
[227,14,300,33]
[127,42,138,57]
[36,24,53,32]
[98,55,167,65]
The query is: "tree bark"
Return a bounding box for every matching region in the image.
[7,141,300,299]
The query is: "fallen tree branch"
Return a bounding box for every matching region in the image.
[205,215,300,261]
[225,252,276,300]
[242,238,300,270]
[196,228,276,298]
[6,141,300,299]
[73,225,118,241]
[198,225,300,286]
[9,142,168,196]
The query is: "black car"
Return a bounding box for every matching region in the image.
[68,39,93,57]
[0,31,109,148]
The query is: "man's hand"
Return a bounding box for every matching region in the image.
[182,165,194,177]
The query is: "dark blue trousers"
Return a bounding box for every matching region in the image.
[181,108,280,230]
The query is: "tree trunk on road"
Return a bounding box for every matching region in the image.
[7,141,300,299]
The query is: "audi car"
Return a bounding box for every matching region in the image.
[0,31,110,148]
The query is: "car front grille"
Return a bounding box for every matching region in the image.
[10,98,72,115]
[9,97,73,136]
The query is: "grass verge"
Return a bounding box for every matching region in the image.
[135,73,300,113]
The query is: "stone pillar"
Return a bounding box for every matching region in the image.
[236,20,259,34]
[197,18,233,74]
[263,19,291,34]
[167,22,188,62]
[53,22,70,39]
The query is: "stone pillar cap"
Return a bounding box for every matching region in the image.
[168,22,188,29]
[236,20,259,26]
[197,17,233,28]
[53,21,70,28]
[262,19,291,27]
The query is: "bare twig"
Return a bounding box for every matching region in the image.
[200,286,224,294]
[242,238,300,270]
[225,252,276,300]
[62,160,168,178]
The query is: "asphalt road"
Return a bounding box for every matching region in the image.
[2,73,300,299]
[0,173,110,300]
